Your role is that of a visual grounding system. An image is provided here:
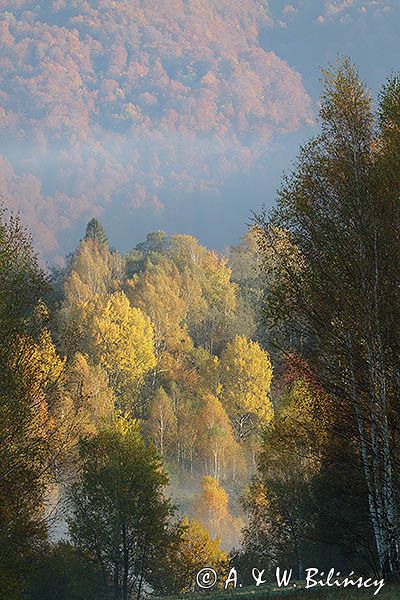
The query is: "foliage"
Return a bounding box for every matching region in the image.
[27,543,107,600]
[0,2,311,259]
[90,291,156,400]
[254,58,400,576]
[219,336,273,440]
[0,209,62,596]
[152,517,229,595]
[69,415,177,600]
[85,218,108,246]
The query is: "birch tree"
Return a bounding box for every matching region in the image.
[255,59,400,576]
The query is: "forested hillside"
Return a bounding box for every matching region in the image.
[0,0,312,260]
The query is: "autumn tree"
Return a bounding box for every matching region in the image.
[147,387,177,458]
[255,59,400,576]
[62,353,115,435]
[196,393,239,481]
[167,235,238,354]
[242,372,322,580]
[0,210,64,597]
[64,238,123,307]
[151,517,228,594]
[90,291,156,406]
[219,336,273,441]
[126,258,191,358]
[192,476,241,549]
[227,228,266,342]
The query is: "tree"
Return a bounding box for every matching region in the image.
[196,393,239,481]
[59,237,124,357]
[136,231,168,255]
[192,476,240,548]
[85,218,108,246]
[167,235,238,354]
[0,209,63,597]
[219,336,273,441]
[63,238,122,307]
[27,543,107,600]
[147,387,177,458]
[227,228,265,342]
[69,416,177,600]
[126,258,191,357]
[255,58,400,576]
[62,353,115,435]
[241,371,322,581]
[91,292,156,404]
[151,517,228,594]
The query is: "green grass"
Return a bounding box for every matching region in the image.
[164,583,399,600]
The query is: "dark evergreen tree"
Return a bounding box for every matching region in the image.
[84,218,108,246]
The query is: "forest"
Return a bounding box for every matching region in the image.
[2,59,400,600]
[0,0,311,260]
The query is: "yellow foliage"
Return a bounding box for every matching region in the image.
[63,352,115,434]
[219,335,273,439]
[126,259,192,355]
[176,517,229,592]
[64,238,123,305]
[91,291,156,395]
[197,394,240,481]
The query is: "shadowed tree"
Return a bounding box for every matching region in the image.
[69,416,177,600]
[255,58,400,576]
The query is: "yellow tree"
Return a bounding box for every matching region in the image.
[153,517,228,594]
[167,235,238,353]
[147,387,177,458]
[64,238,123,306]
[90,292,156,403]
[62,352,115,435]
[192,476,233,542]
[59,236,124,357]
[126,258,192,358]
[219,336,273,441]
[196,394,239,481]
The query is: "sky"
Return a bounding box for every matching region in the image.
[0,0,399,261]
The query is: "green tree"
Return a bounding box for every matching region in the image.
[85,218,108,246]
[69,416,177,600]
[0,209,62,597]
[27,543,107,600]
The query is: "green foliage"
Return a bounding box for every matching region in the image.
[27,543,107,600]
[69,416,178,600]
[85,218,108,246]
[0,209,60,596]
[254,58,400,575]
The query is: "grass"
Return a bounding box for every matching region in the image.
[164,583,399,600]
